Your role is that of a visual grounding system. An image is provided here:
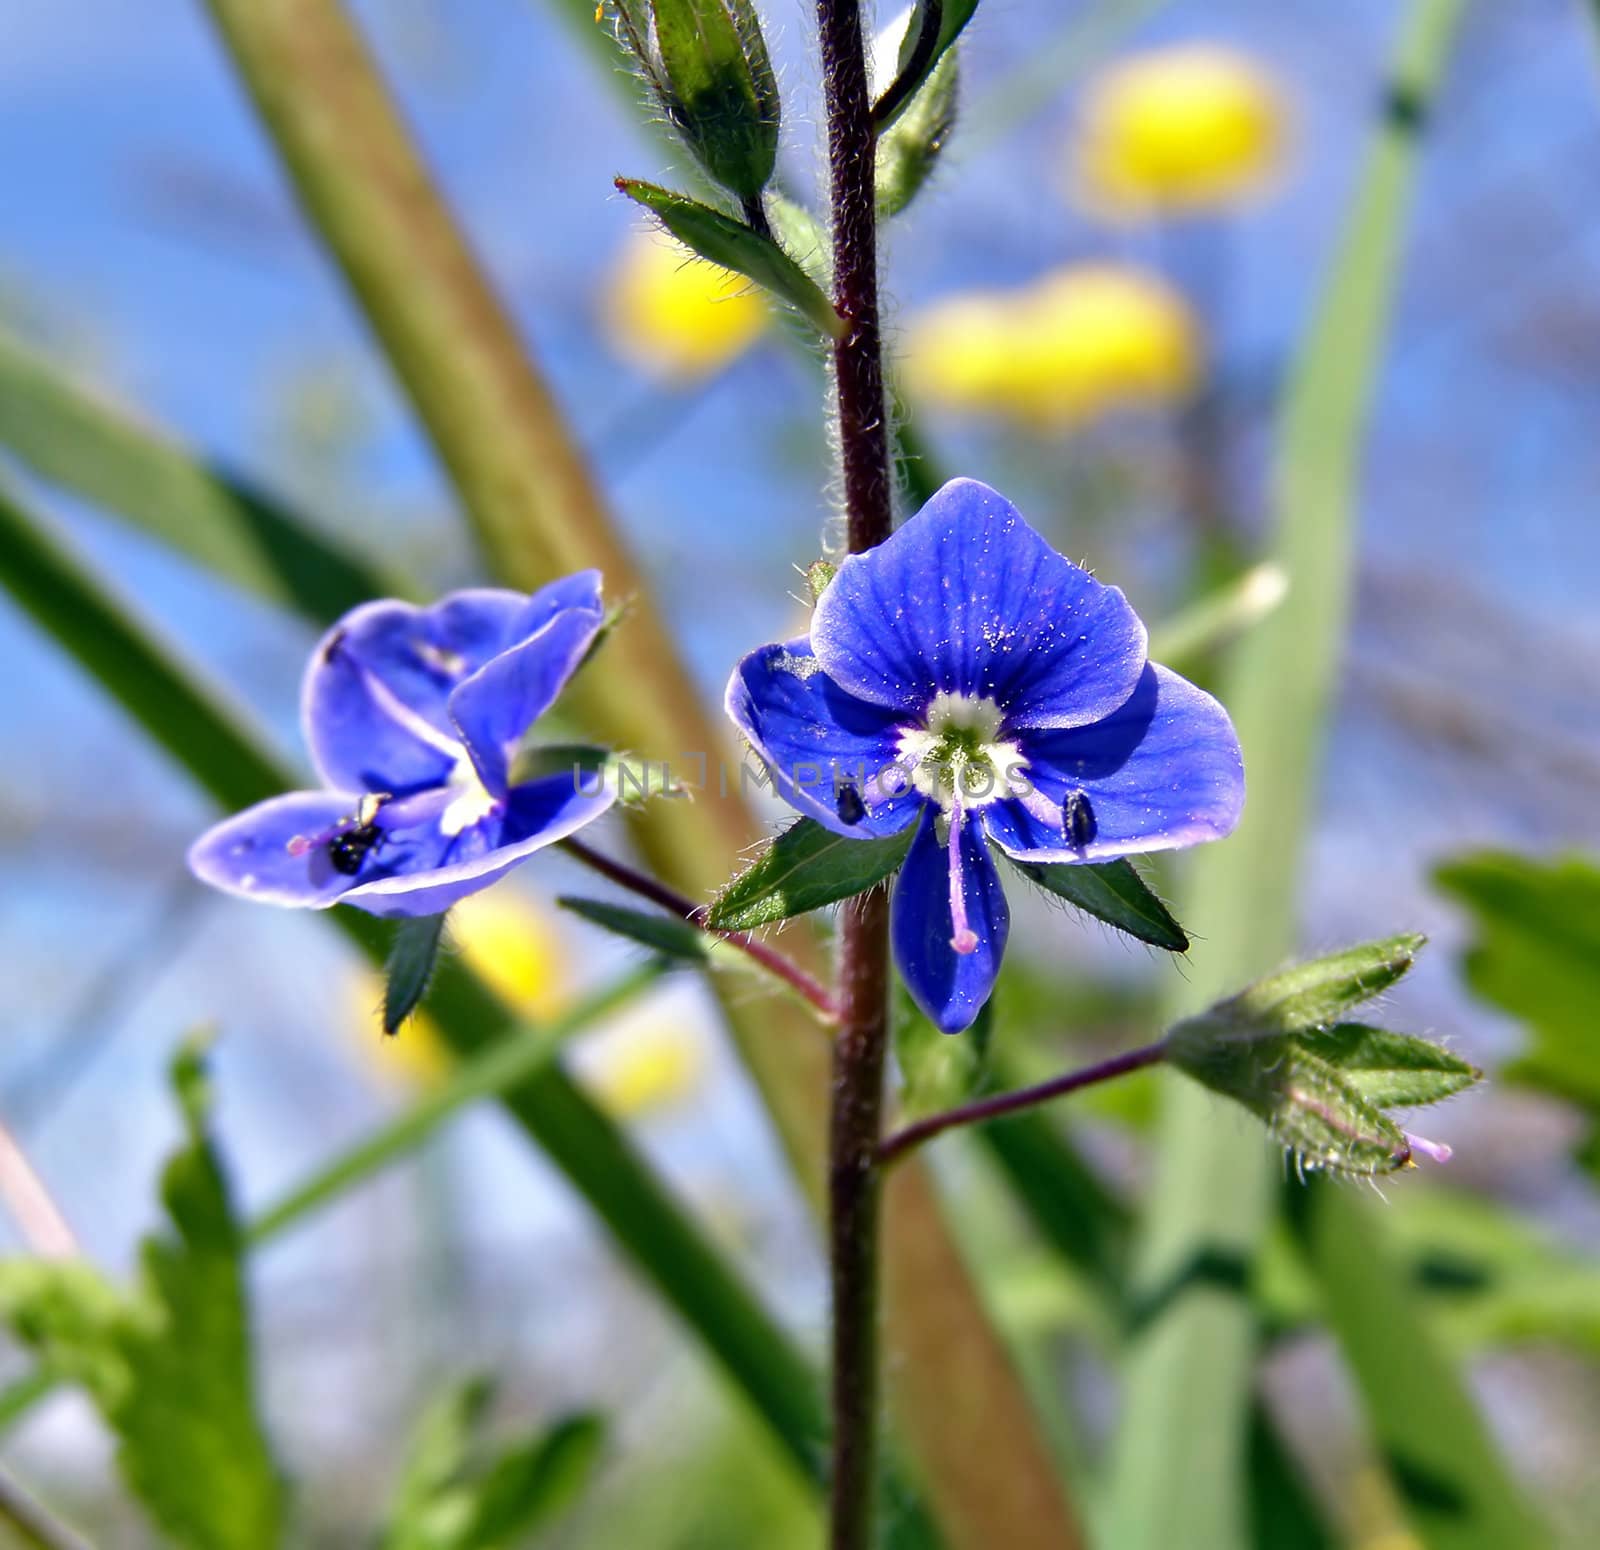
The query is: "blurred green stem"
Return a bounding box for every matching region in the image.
[249,964,664,1245]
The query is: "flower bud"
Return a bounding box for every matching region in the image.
[1165,937,1480,1176]
[610,0,780,200]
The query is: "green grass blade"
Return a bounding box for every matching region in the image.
[0,330,405,619]
[1104,5,1479,1547]
[1292,1184,1549,1549]
[0,482,828,1485]
[249,964,664,1245]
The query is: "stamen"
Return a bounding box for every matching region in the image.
[946,789,979,956]
[1403,1131,1452,1166]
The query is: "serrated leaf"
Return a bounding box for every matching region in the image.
[111,1042,286,1550]
[0,1260,126,1408]
[1297,1022,1480,1107]
[1004,855,1188,952]
[1226,933,1425,1031]
[707,817,914,931]
[1434,851,1600,1112]
[385,914,448,1036]
[894,984,991,1120]
[558,897,709,961]
[0,1042,286,1550]
[615,180,845,340]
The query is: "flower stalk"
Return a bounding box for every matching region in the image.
[557,835,840,1021]
[814,0,894,1541]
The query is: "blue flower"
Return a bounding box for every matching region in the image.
[726,479,1245,1033]
[189,575,615,918]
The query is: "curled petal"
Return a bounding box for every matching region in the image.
[186,791,368,908]
[302,576,604,793]
[449,607,605,796]
[810,479,1147,728]
[892,807,1010,1035]
[725,639,921,838]
[983,663,1244,863]
[340,773,615,918]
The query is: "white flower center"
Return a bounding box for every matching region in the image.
[896,691,1027,811]
[438,754,500,837]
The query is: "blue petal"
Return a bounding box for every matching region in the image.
[303,577,604,793]
[449,607,605,796]
[187,791,367,909]
[892,806,1010,1035]
[810,479,1147,728]
[982,663,1245,862]
[340,773,615,918]
[725,639,921,838]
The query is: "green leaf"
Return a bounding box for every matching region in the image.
[615,179,846,340]
[1291,1183,1551,1550]
[707,817,914,931]
[385,914,449,1036]
[893,987,991,1121]
[0,1041,287,1550]
[1003,855,1188,952]
[382,1379,605,1550]
[557,897,710,962]
[0,328,403,621]
[1225,934,1425,1032]
[1296,1023,1480,1107]
[876,49,958,219]
[456,1414,604,1546]
[1433,850,1600,1110]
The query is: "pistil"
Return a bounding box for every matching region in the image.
[946,786,979,956]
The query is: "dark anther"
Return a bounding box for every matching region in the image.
[836,783,867,827]
[1063,790,1096,850]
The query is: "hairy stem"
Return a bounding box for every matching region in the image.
[558,835,839,1022]
[815,0,895,1542]
[879,1042,1168,1166]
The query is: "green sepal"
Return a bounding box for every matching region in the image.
[558,896,710,962]
[1223,933,1426,1031]
[614,0,780,199]
[877,48,958,218]
[0,1039,288,1550]
[385,913,449,1036]
[706,817,915,931]
[874,0,979,133]
[1297,1022,1481,1107]
[615,180,846,340]
[1166,1026,1411,1177]
[1003,855,1188,952]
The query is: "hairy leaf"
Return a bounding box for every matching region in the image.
[707,817,914,930]
[1004,856,1188,952]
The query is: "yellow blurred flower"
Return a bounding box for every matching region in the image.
[1073,44,1289,218]
[350,889,569,1087]
[576,1016,708,1119]
[603,228,769,379]
[903,264,1201,430]
[349,889,707,1120]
